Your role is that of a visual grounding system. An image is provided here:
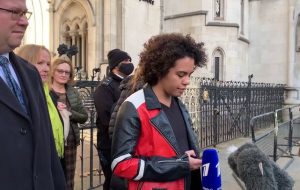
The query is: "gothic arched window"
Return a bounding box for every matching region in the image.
[214,0,225,20]
[212,48,225,81]
[62,21,88,75]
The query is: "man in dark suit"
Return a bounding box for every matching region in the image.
[0,0,66,189]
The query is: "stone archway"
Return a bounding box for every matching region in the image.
[55,0,95,26]
[52,0,95,77]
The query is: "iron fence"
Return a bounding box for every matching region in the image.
[181,76,285,148]
[75,80,102,190]
[75,75,285,189]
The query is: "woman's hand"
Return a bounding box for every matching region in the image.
[185,150,202,170]
[57,102,67,111]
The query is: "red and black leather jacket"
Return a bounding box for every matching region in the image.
[111,85,200,190]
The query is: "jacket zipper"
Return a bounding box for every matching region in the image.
[150,120,180,156]
[157,157,188,164]
[148,114,189,190]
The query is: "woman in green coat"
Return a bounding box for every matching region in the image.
[50,55,88,190]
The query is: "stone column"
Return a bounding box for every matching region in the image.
[70,31,76,66]
[288,0,296,87]
[285,0,300,104]
[75,34,80,69]
[48,2,55,55]
[80,31,86,72]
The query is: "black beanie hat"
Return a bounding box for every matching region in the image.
[107,49,131,71]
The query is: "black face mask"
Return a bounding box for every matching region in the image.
[118,63,134,76]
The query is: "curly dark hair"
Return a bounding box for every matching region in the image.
[138,33,207,86]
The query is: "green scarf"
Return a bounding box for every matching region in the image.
[44,84,64,158]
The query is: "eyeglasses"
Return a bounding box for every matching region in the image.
[0,7,32,20]
[56,69,71,76]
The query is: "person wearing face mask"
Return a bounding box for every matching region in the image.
[93,48,134,190]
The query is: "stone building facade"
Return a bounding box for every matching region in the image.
[24,0,300,102]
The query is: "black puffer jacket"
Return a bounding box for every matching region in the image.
[108,75,144,139]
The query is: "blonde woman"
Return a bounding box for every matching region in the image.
[50,55,88,190]
[16,44,64,159]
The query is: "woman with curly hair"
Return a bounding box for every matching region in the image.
[111,33,207,190]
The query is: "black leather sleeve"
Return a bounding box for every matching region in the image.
[111,101,141,158]
[111,101,190,181]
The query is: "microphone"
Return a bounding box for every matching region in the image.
[201,148,222,190]
[228,143,294,190]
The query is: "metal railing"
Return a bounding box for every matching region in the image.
[181,76,285,148]
[250,105,300,167]
[75,80,102,190]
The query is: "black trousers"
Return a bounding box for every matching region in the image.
[97,149,112,190]
[190,169,202,190]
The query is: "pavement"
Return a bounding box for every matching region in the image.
[215,136,300,189]
[74,129,300,190]
[74,129,102,190]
